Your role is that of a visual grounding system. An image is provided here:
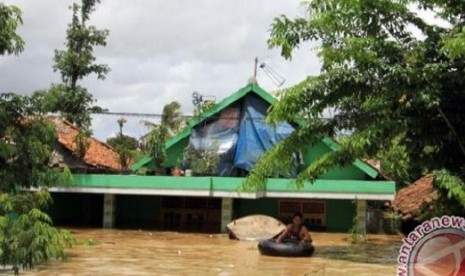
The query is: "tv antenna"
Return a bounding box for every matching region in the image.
[192,91,203,108]
[253,57,286,87]
[192,91,216,108]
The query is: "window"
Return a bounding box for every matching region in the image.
[279,200,326,227]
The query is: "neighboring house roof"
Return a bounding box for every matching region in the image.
[49,116,122,171]
[392,175,437,220]
[363,159,391,180]
[131,83,379,179]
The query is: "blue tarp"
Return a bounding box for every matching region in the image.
[234,95,295,172]
[187,95,294,175]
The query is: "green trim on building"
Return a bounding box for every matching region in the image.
[72,174,211,190]
[321,137,378,178]
[131,83,379,180]
[62,174,395,199]
[164,83,276,149]
[265,179,395,195]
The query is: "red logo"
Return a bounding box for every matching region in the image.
[397,216,465,276]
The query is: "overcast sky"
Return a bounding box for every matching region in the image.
[1,0,320,140]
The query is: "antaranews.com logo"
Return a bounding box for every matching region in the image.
[397,215,465,276]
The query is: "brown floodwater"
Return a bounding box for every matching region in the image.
[22,229,401,276]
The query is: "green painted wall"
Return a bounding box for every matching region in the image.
[326,199,356,232]
[236,198,355,232]
[303,142,367,180]
[165,137,189,168]
[236,198,278,218]
[115,195,162,229]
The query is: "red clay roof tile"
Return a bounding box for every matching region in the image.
[392,175,437,218]
[49,116,122,171]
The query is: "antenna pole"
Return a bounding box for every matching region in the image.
[253,57,258,79]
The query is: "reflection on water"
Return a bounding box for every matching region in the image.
[24,229,401,276]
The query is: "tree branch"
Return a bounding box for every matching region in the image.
[438,107,465,157]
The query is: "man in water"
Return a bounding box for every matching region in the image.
[276,212,312,244]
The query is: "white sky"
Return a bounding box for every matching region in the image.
[1,0,321,140]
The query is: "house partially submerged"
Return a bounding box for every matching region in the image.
[47,84,396,232]
[46,116,124,226]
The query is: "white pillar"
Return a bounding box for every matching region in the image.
[103,194,115,229]
[220,198,233,233]
[356,199,367,234]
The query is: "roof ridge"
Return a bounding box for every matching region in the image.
[49,115,116,151]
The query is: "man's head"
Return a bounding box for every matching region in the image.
[292,212,303,226]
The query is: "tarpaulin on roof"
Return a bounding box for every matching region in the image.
[188,106,240,176]
[234,95,295,172]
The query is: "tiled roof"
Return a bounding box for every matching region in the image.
[48,116,122,171]
[392,175,437,219]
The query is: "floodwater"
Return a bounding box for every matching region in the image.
[24,229,401,276]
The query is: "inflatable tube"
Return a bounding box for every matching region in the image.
[258,239,314,257]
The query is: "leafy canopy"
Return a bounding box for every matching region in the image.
[141,101,184,170]
[245,0,465,215]
[1,4,75,274]
[106,118,139,171]
[0,4,24,55]
[38,0,109,130]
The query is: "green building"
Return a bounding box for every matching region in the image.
[48,83,395,233]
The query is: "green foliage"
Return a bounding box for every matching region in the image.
[37,84,105,131]
[147,125,168,170]
[185,146,220,175]
[106,120,139,172]
[142,101,184,170]
[161,101,183,136]
[376,134,412,188]
[0,93,74,274]
[0,4,24,56]
[1,5,75,273]
[42,0,109,130]
[0,191,75,274]
[418,170,465,220]
[0,94,68,192]
[107,135,138,151]
[142,101,183,140]
[348,201,367,244]
[193,100,216,118]
[246,0,465,218]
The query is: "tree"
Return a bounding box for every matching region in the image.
[0,94,75,274]
[0,3,24,55]
[42,0,109,130]
[141,101,183,138]
[141,101,183,169]
[161,101,183,136]
[0,5,74,274]
[106,118,139,171]
[245,0,465,218]
[147,125,168,172]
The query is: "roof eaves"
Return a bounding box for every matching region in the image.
[321,137,379,179]
[131,155,152,171]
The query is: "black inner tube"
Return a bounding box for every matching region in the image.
[258,239,314,257]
